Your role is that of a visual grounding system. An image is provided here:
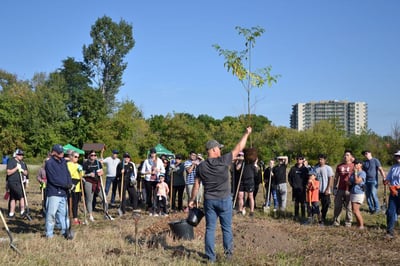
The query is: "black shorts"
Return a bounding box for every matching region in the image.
[239,183,255,193]
[8,182,23,200]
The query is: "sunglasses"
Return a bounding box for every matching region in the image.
[74,156,79,158]
[90,154,96,157]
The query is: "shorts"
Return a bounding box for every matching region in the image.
[239,183,254,193]
[350,193,364,204]
[8,182,24,200]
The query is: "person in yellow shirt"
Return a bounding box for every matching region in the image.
[67,151,83,225]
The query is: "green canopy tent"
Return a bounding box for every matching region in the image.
[63,144,85,155]
[150,143,174,158]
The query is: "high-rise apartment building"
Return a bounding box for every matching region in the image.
[290,100,368,135]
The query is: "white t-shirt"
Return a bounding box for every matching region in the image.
[102,156,120,177]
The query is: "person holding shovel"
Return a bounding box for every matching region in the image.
[67,151,83,225]
[384,150,400,239]
[116,152,138,216]
[189,126,252,263]
[6,149,28,218]
[44,144,73,239]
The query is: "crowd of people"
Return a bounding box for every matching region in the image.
[3,132,400,261]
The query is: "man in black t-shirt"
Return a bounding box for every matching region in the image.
[189,127,252,263]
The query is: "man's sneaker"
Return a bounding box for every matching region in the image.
[385,233,394,240]
[8,213,15,219]
[89,216,95,222]
[149,212,153,216]
[153,213,159,217]
[241,209,246,216]
[118,208,123,217]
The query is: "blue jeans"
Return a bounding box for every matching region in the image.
[45,196,68,238]
[365,182,380,213]
[386,193,400,235]
[265,187,278,209]
[105,176,115,196]
[204,196,233,262]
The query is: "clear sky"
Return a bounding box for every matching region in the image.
[1,1,399,136]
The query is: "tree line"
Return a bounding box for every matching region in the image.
[0,68,397,166]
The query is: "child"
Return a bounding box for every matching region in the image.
[156,174,169,216]
[306,170,321,224]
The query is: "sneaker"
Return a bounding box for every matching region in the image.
[118,209,123,217]
[153,213,159,217]
[249,212,254,217]
[273,208,277,212]
[345,223,352,228]
[149,212,153,216]
[241,209,246,216]
[8,213,15,219]
[133,209,141,213]
[89,216,95,222]
[385,233,394,240]
[358,226,365,230]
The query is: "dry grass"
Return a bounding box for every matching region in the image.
[0,165,400,265]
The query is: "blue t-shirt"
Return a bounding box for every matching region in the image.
[350,170,366,195]
[362,158,381,183]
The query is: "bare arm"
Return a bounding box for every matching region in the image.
[232,127,252,158]
[378,166,386,180]
[188,178,201,208]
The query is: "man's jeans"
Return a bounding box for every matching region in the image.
[204,196,233,262]
[386,193,400,235]
[105,176,115,197]
[276,183,287,211]
[365,181,380,213]
[45,196,68,238]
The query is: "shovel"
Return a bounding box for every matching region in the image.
[65,194,74,240]
[99,175,114,220]
[381,184,387,212]
[19,172,32,221]
[80,177,89,225]
[0,209,21,254]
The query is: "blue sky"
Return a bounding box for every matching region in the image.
[1,1,399,136]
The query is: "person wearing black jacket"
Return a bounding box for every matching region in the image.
[44,144,73,239]
[116,152,138,215]
[82,150,104,222]
[288,155,309,221]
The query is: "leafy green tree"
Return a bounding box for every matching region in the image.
[213,26,279,122]
[99,100,153,161]
[83,15,135,111]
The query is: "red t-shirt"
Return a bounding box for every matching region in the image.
[336,162,354,190]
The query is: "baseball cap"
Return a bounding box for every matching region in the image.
[394,151,400,156]
[112,149,119,154]
[15,149,24,155]
[175,154,182,159]
[308,170,317,176]
[52,144,64,154]
[150,148,157,154]
[206,140,224,150]
[123,152,131,158]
